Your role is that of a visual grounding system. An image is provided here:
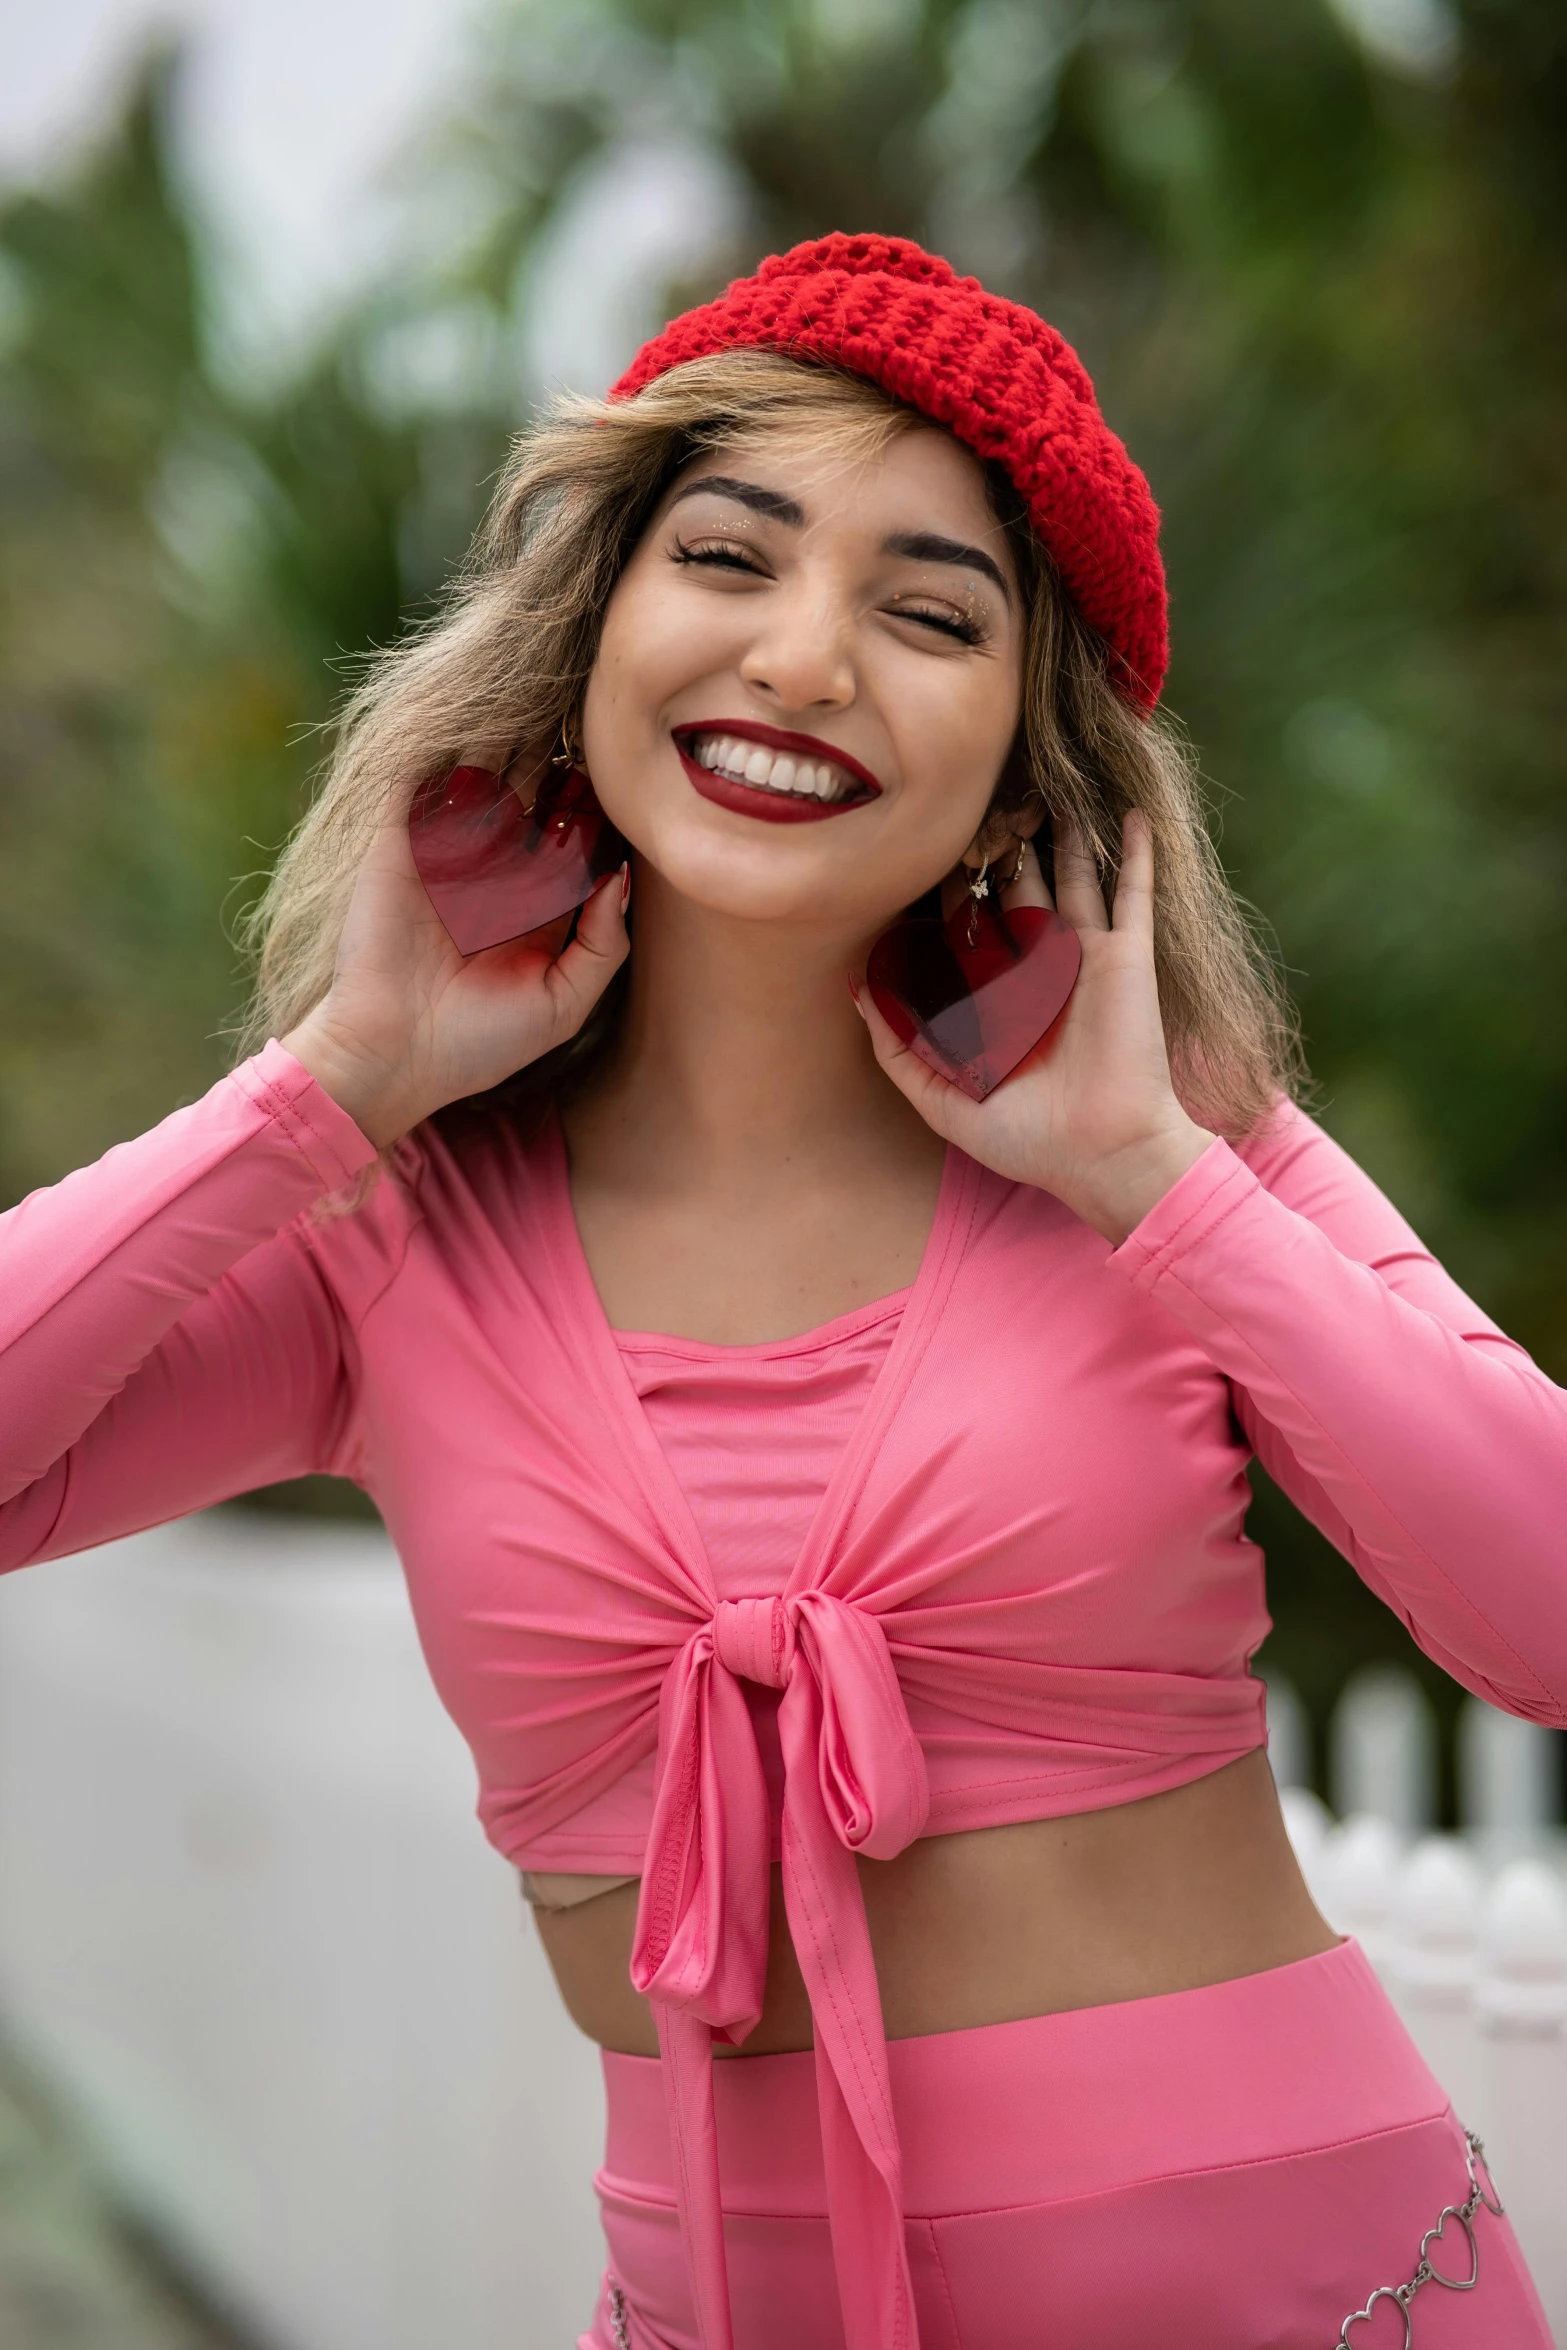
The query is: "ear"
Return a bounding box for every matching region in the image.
[959,729,1047,867]
[959,792,1047,872]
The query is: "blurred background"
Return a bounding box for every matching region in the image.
[1,0,1565,2342]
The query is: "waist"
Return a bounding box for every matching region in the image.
[597,1939,1442,2216]
[531,1749,1337,2056]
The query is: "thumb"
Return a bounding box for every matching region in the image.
[852,974,985,1149]
[543,865,630,1034]
[542,860,634,1034]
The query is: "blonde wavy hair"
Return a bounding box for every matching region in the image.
[238,348,1300,1136]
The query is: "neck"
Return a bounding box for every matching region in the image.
[571,863,927,1187]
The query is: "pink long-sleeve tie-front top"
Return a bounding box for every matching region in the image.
[4,1042,1567,2350]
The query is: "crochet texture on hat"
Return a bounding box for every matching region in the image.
[611,231,1167,711]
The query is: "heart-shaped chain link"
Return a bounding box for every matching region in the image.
[1334,2129,1502,2347]
[1339,2283,1414,2349]
[1464,2132,1504,2218]
[1418,2204,1479,2291]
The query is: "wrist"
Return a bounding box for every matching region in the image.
[1066,1118,1214,1246]
[279,1013,418,1151]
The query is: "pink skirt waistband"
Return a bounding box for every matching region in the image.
[599,1938,1448,2219]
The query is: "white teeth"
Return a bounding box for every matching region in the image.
[688,733,855,802]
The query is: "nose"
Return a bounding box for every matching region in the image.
[738,574,855,716]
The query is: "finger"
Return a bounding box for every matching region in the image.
[996,838,1051,913]
[1111,808,1155,943]
[1052,820,1110,934]
[542,866,630,1031]
[853,977,985,1149]
[367,806,425,880]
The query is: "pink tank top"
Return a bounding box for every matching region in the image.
[616,1296,908,1597]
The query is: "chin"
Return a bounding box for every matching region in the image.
[658,841,852,925]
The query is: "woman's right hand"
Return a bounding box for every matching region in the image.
[280,808,630,1148]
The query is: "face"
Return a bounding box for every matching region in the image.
[580,420,1026,941]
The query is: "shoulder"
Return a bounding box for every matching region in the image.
[298,1107,556,1320]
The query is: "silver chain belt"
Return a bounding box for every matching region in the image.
[605,2127,1503,2350]
[1335,2127,1504,2347]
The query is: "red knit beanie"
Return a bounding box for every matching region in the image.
[611,231,1167,711]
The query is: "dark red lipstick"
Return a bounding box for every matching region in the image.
[672,720,882,825]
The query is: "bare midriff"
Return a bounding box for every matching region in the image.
[530,1748,1338,2058]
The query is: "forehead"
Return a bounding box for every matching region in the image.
[666,418,1007,542]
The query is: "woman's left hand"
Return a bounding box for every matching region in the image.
[854,811,1215,1245]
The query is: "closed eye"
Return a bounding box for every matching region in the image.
[671,535,767,576]
[891,602,985,645]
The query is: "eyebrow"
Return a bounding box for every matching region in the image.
[883,530,1010,599]
[669,476,1012,600]
[669,474,805,525]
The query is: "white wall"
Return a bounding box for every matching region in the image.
[0,1516,607,2350]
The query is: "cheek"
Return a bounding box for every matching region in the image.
[580,582,707,848]
[585,586,654,732]
[590,572,726,732]
[883,657,1021,826]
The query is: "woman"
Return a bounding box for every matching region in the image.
[1,234,1561,2349]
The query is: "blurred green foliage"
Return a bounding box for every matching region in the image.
[1,2,1563,1795]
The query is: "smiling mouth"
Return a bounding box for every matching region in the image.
[672,722,880,825]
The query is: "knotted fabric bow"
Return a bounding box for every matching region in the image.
[630,1591,931,2350]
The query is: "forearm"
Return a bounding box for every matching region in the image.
[0,1043,376,1505]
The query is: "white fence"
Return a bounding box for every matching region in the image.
[1269,1667,1567,2334]
[0,1526,1562,2345]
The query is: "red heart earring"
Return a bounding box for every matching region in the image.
[408,730,623,956]
[865,836,1082,1102]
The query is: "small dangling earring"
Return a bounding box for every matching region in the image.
[542,717,594,832]
[552,717,585,774]
[966,855,992,947]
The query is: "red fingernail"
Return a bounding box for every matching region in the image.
[619,862,631,911]
[847,972,865,1016]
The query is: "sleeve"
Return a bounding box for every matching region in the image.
[1106,1101,1567,1727]
[0,1041,382,1570]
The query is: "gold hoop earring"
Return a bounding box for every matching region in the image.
[966,855,992,947]
[553,717,585,772]
[1007,837,1028,886]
